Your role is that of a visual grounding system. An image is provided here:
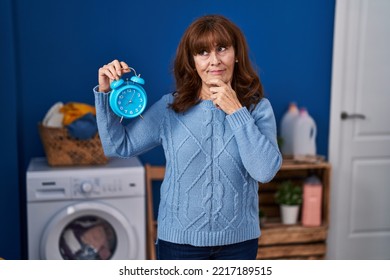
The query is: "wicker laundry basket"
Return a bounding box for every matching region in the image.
[38,123,108,166]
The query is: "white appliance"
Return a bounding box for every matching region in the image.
[26,157,146,260]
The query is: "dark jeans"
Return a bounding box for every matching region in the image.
[156,238,259,260]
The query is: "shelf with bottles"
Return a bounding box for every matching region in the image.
[257,159,331,260]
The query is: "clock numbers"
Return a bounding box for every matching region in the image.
[110,87,146,118]
[116,93,145,112]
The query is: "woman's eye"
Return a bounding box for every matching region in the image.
[199,50,209,56]
[217,46,227,52]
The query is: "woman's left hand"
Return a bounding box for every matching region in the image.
[206,79,243,115]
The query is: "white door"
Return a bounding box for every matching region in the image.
[327,0,390,259]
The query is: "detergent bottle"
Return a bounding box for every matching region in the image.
[279,102,299,156]
[301,175,323,227]
[292,108,317,157]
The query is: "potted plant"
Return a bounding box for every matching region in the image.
[275,180,302,225]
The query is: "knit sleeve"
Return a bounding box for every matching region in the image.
[94,86,168,157]
[226,98,282,183]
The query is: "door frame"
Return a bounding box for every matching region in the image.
[327,0,351,259]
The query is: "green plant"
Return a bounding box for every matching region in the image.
[274,180,302,205]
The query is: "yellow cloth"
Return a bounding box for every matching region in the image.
[60,102,96,126]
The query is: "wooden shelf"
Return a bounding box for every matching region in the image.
[281,161,331,170]
[145,160,332,260]
[260,224,328,245]
[257,160,331,260]
[258,243,327,260]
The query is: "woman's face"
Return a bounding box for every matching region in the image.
[193,45,236,87]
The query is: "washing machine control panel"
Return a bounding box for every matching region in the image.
[80,182,93,193]
[26,157,145,202]
[72,175,144,199]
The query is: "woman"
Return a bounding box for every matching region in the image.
[94,14,282,260]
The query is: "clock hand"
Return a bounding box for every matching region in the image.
[128,91,136,104]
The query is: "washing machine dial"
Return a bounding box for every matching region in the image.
[81,182,93,193]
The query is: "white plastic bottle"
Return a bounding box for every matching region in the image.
[292,108,317,157]
[279,102,299,156]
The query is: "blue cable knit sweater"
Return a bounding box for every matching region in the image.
[94,88,282,246]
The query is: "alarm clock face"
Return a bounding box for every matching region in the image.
[109,84,147,118]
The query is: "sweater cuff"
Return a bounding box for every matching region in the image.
[93,85,111,106]
[226,107,252,130]
[93,85,111,95]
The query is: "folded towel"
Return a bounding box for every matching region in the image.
[60,102,96,126]
[66,113,98,140]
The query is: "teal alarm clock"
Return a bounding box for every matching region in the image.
[109,67,147,119]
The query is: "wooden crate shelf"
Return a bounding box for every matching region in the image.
[259,224,328,245]
[257,160,331,260]
[258,243,327,259]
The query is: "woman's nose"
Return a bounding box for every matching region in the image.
[210,52,221,65]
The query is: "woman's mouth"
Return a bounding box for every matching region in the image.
[208,70,225,75]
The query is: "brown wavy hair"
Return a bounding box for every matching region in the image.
[170,14,263,113]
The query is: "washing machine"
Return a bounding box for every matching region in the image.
[26,157,146,260]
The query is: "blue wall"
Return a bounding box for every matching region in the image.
[0,0,335,259]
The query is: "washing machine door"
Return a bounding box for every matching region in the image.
[40,202,138,260]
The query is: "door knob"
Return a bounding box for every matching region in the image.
[341,111,366,120]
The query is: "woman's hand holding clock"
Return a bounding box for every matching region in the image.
[99,60,147,119]
[98,59,131,93]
